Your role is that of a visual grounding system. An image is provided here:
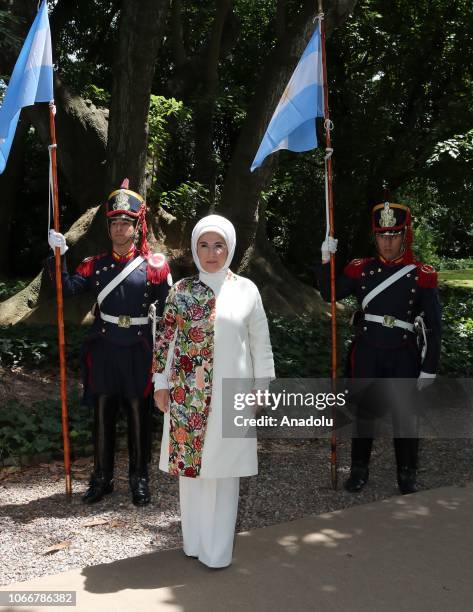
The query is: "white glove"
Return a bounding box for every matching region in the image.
[417,371,436,391]
[321,236,338,263]
[48,229,68,255]
[153,372,169,391]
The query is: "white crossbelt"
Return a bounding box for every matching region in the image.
[100,312,149,328]
[364,313,414,332]
[97,256,144,307]
[96,255,148,328]
[361,264,416,310]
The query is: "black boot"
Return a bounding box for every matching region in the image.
[82,395,117,504]
[129,474,151,506]
[394,438,419,495]
[397,467,419,495]
[82,472,114,504]
[345,437,373,493]
[125,397,152,506]
[345,462,369,492]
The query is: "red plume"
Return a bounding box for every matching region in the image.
[137,205,149,257]
[121,178,129,189]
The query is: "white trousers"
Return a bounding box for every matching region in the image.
[179,476,240,568]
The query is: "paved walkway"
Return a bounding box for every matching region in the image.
[1,483,472,612]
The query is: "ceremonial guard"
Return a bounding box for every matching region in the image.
[316,203,441,494]
[48,180,171,505]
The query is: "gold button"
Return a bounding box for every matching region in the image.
[96,270,100,275]
[111,263,115,268]
[411,288,416,293]
[363,326,367,331]
[361,272,365,277]
[378,268,382,273]
[147,281,151,286]
[415,276,419,281]
[96,281,100,286]
[407,273,411,278]
[370,270,374,275]
[103,266,108,271]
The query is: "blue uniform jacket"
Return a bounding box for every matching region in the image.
[316,256,442,375]
[48,249,171,401]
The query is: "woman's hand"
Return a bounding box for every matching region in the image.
[154,389,170,413]
[252,389,266,416]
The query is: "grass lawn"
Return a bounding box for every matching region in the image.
[438,269,473,289]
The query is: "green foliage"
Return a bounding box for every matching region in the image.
[148,95,191,158]
[439,286,473,376]
[412,220,440,267]
[0,392,92,461]
[56,1,119,95]
[264,151,326,280]
[427,130,473,165]
[0,325,84,369]
[0,10,22,52]
[0,279,30,301]
[264,0,473,266]
[268,312,353,379]
[148,95,193,195]
[81,84,110,106]
[437,258,473,271]
[159,181,210,220]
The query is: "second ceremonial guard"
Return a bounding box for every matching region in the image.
[317,202,441,494]
[48,179,171,506]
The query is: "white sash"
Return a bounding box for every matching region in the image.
[97,256,144,307]
[362,264,416,310]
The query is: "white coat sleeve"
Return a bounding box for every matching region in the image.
[248,288,275,388]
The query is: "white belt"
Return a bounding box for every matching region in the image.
[100,312,149,328]
[364,314,414,332]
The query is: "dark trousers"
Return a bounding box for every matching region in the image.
[92,395,152,482]
[351,437,419,471]
[348,339,421,471]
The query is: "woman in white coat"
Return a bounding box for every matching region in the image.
[153,214,274,568]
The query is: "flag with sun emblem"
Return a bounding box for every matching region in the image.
[250,25,324,172]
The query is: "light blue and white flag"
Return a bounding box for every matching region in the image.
[251,25,324,172]
[0,0,53,173]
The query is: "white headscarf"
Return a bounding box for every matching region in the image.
[191,215,236,291]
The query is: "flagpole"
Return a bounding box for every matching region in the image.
[49,101,72,498]
[318,1,338,490]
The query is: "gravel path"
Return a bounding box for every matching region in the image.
[1,437,472,586]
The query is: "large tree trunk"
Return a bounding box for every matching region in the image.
[192,0,234,206]
[106,0,170,194]
[26,77,109,212]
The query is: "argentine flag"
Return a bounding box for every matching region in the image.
[0,0,53,173]
[251,25,324,172]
